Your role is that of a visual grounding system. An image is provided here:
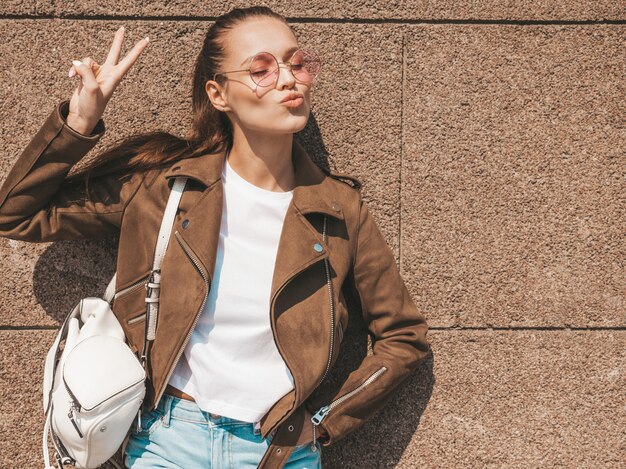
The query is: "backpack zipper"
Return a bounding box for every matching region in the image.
[62,378,84,438]
[50,420,77,466]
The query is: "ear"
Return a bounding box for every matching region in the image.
[205,79,229,112]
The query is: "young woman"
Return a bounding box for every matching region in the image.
[0,6,430,469]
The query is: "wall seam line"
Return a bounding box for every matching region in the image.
[399,27,405,273]
[0,16,624,25]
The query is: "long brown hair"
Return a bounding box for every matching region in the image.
[65,6,290,190]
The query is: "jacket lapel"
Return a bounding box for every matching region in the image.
[162,139,345,303]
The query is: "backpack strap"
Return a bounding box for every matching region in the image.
[144,176,188,342]
[101,176,188,365]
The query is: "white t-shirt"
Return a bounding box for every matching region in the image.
[168,153,295,426]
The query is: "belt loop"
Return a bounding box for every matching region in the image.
[161,394,173,428]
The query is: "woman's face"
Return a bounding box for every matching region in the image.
[207,17,314,135]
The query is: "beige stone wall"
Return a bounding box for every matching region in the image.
[1,3,623,468]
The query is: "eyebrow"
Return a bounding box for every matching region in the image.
[240,46,300,66]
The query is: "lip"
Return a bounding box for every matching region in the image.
[280,92,304,103]
[281,97,304,108]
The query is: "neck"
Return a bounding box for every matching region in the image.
[226,128,296,193]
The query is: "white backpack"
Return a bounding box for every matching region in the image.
[42,176,188,468]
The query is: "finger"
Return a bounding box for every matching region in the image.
[80,57,102,79]
[69,59,84,78]
[70,62,100,78]
[69,57,92,78]
[116,36,149,78]
[71,60,99,92]
[105,25,125,65]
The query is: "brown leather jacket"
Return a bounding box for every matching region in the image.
[0,100,430,468]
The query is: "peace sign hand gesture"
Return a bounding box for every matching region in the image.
[66,26,149,136]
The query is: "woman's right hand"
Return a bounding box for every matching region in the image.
[66,26,150,135]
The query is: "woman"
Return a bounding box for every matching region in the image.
[0,6,430,469]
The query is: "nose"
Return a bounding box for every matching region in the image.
[275,63,296,89]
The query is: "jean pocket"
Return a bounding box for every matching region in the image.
[133,407,164,436]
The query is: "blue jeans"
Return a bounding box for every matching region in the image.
[124,393,322,468]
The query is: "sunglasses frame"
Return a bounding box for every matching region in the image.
[212,48,321,87]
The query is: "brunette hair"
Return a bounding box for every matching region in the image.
[65,6,290,190]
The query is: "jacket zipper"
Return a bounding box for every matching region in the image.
[264,255,328,438]
[149,230,210,411]
[113,273,150,301]
[309,216,336,446]
[262,215,334,440]
[311,365,387,430]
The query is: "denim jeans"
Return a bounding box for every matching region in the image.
[124,393,322,468]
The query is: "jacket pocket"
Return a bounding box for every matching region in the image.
[124,312,147,356]
[112,275,151,355]
[114,273,150,303]
[127,312,147,326]
[310,365,387,427]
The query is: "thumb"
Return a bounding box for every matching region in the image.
[72,60,98,90]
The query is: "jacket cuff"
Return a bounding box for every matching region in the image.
[57,99,106,140]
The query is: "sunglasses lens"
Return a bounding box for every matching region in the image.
[291,49,321,84]
[250,53,279,87]
[249,50,321,87]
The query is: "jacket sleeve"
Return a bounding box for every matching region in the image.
[0,100,144,243]
[304,195,431,446]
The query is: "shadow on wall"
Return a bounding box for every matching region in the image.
[32,236,118,323]
[297,113,334,172]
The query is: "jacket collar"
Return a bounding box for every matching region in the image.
[163,139,344,220]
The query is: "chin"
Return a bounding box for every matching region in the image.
[275,113,309,134]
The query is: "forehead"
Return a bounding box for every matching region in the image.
[224,17,299,65]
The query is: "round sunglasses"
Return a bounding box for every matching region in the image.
[213,49,321,88]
